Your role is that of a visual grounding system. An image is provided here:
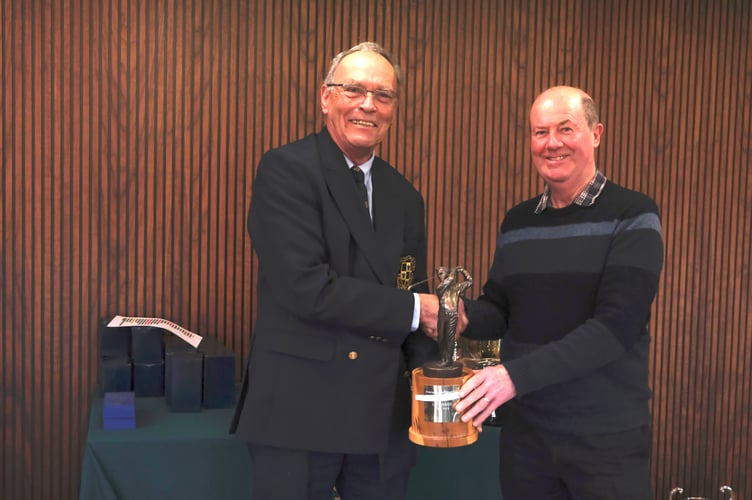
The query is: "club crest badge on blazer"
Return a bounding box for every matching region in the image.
[397,255,416,290]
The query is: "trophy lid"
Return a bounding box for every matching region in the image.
[422,360,464,378]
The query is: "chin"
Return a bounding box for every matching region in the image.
[351,134,383,147]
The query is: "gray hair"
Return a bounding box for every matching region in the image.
[324,42,402,87]
[581,94,600,129]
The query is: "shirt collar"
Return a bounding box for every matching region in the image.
[534,170,607,214]
[345,153,375,177]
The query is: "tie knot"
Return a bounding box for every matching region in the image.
[351,166,364,183]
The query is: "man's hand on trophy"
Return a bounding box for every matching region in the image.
[418,293,439,340]
[454,364,517,431]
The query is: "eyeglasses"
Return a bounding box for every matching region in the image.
[326,83,398,105]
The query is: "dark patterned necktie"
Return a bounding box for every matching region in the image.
[351,166,369,214]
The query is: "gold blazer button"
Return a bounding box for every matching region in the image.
[348,351,358,360]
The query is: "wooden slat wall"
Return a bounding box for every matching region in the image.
[1,1,750,498]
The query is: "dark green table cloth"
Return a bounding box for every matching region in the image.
[80,397,502,499]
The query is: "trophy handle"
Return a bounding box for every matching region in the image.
[720,485,735,500]
[669,485,735,500]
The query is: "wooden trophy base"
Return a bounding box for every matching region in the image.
[408,361,478,448]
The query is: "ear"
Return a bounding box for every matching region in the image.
[592,123,604,148]
[320,84,330,115]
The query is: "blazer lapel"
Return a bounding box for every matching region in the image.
[316,130,394,285]
[371,160,403,284]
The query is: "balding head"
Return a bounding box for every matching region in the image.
[532,86,600,130]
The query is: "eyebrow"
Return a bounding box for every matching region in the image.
[342,80,395,90]
[532,119,574,130]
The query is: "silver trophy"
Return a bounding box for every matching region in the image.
[408,266,478,447]
[456,336,501,369]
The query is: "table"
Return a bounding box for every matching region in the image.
[409,424,502,499]
[80,397,502,499]
[79,398,252,500]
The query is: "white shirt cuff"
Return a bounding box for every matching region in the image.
[410,293,421,332]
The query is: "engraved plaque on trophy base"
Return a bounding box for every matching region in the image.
[409,361,478,448]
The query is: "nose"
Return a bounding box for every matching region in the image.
[546,132,563,148]
[359,92,377,110]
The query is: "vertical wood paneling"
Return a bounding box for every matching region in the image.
[1,1,750,498]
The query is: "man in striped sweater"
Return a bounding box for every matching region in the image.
[453,86,664,499]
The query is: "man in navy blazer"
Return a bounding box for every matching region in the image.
[230,42,439,500]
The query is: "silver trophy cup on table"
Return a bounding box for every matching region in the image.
[669,485,735,500]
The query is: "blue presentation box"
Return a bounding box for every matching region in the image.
[98,318,131,358]
[133,361,165,397]
[131,326,165,363]
[165,341,203,413]
[198,336,235,409]
[163,333,196,354]
[103,391,135,418]
[103,418,136,430]
[99,357,132,394]
[102,391,136,430]
[163,333,196,404]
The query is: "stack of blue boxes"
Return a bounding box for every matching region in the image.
[132,325,165,396]
[163,333,236,412]
[164,334,203,412]
[97,317,235,426]
[102,391,136,430]
[98,319,133,393]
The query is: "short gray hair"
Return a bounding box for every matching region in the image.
[581,94,600,129]
[324,42,402,87]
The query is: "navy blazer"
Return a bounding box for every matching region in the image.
[230,128,436,477]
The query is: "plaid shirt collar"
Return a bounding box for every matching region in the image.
[534,170,607,214]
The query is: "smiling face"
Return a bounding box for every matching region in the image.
[529,87,603,193]
[320,50,398,165]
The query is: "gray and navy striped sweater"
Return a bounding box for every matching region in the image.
[464,181,664,435]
